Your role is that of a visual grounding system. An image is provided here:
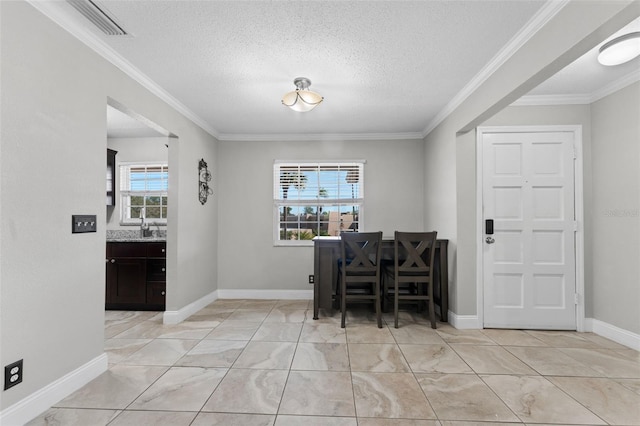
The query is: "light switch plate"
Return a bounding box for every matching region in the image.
[72,215,97,233]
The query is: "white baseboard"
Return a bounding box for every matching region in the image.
[585,318,640,351]
[0,353,108,426]
[163,290,219,325]
[217,289,314,300]
[446,312,639,350]
[162,289,312,325]
[447,310,482,329]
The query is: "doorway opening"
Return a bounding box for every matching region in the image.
[105,98,175,313]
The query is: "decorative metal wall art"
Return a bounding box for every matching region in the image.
[198,158,213,205]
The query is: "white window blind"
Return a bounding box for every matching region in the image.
[274,162,364,245]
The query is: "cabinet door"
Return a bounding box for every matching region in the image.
[147,242,166,258]
[107,258,146,304]
[146,282,166,307]
[146,259,166,281]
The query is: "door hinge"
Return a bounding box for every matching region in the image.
[573,221,578,232]
[572,144,577,159]
[574,293,579,305]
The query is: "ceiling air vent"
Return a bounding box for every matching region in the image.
[67,0,128,36]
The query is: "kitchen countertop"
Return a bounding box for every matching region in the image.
[107,237,166,242]
[106,229,166,243]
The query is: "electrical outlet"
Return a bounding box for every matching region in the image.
[72,215,97,233]
[4,359,23,391]
[308,275,315,284]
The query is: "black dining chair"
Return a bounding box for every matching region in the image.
[338,231,383,328]
[383,231,438,329]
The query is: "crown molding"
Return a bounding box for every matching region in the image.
[36,0,628,142]
[217,132,425,142]
[590,67,640,103]
[511,94,592,106]
[26,0,220,140]
[421,0,570,138]
[512,68,640,106]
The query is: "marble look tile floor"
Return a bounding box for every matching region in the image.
[29,299,640,425]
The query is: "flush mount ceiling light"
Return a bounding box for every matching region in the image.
[281,77,324,112]
[597,32,640,66]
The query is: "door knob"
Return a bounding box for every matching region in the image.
[110,259,116,263]
[485,236,495,244]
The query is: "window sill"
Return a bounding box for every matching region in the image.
[274,240,314,247]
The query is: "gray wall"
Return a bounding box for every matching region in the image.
[217,139,425,291]
[0,1,218,411]
[590,82,640,333]
[423,118,459,311]
[106,136,169,230]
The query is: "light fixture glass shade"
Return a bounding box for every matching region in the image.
[598,32,640,66]
[282,77,323,112]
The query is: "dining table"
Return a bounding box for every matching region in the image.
[312,236,449,321]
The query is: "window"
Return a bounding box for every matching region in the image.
[120,163,168,224]
[274,161,364,245]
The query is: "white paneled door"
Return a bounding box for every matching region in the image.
[482,130,576,329]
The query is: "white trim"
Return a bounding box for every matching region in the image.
[217,289,314,300]
[274,159,368,165]
[0,354,108,426]
[219,132,424,142]
[447,311,482,330]
[159,288,314,324]
[573,126,585,332]
[422,1,569,137]
[590,68,640,103]
[163,290,218,325]
[513,68,640,106]
[585,318,640,351]
[476,125,585,331]
[511,94,592,106]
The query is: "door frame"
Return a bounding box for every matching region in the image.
[475,125,585,331]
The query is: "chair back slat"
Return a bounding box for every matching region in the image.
[394,231,437,275]
[339,231,384,328]
[341,232,382,274]
[385,230,438,329]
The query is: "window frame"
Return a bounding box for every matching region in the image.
[273,160,365,247]
[119,162,169,225]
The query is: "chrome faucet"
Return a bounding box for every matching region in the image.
[140,208,151,237]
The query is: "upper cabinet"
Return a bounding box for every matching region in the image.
[107,149,117,206]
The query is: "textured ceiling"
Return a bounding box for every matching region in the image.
[43,1,639,139]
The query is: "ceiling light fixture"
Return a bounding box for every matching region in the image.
[281,77,323,112]
[597,32,640,66]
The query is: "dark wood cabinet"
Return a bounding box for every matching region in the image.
[106,241,166,310]
[106,257,146,305]
[106,149,117,206]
